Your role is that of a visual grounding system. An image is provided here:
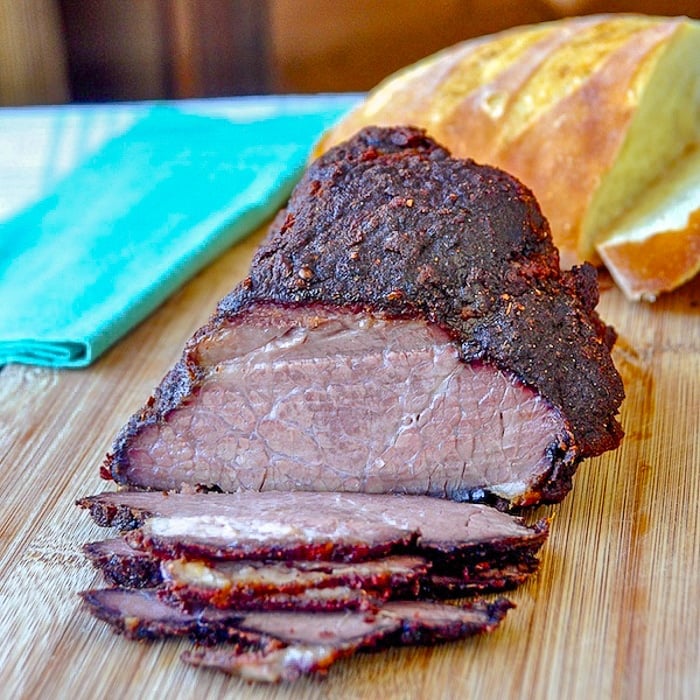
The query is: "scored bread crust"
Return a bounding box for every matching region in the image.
[315,14,700,299]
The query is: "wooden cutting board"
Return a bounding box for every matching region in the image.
[1,226,698,699]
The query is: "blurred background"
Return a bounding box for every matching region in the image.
[1,0,699,106]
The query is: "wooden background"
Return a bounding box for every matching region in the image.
[0,223,698,699]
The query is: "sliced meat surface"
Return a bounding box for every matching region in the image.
[160,583,386,612]
[110,307,576,505]
[422,559,540,596]
[77,490,547,563]
[83,534,541,596]
[238,598,514,647]
[182,598,514,682]
[81,587,511,663]
[162,556,427,609]
[102,126,624,508]
[82,536,427,595]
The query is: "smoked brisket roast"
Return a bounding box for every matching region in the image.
[102,126,623,508]
[78,126,625,682]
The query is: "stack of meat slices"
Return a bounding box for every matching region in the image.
[78,490,547,682]
[76,127,624,683]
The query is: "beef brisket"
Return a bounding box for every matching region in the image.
[161,556,427,610]
[76,125,624,683]
[181,598,514,682]
[83,533,540,597]
[83,537,539,607]
[161,583,387,613]
[78,490,547,604]
[102,126,623,507]
[183,643,346,683]
[422,559,540,597]
[161,555,536,608]
[80,587,262,644]
[81,587,512,681]
[77,490,548,564]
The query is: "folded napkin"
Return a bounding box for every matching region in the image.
[0,99,357,367]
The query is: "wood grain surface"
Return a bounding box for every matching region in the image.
[0,226,698,699]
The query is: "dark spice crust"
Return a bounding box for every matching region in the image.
[76,494,158,530]
[105,126,624,503]
[83,540,163,588]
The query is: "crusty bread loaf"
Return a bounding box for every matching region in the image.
[596,147,700,301]
[315,14,700,301]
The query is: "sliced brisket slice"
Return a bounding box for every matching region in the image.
[80,588,262,645]
[102,126,624,508]
[183,644,346,683]
[81,535,541,599]
[182,598,513,682]
[77,490,547,563]
[161,556,427,609]
[160,583,386,613]
[82,535,427,596]
[81,586,512,680]
[422,559,540,597]
[83,538,162,588]
[82,534,540,597]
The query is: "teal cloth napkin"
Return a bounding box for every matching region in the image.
[0,101,355,368]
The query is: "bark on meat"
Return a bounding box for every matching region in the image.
[103,126,623,507]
